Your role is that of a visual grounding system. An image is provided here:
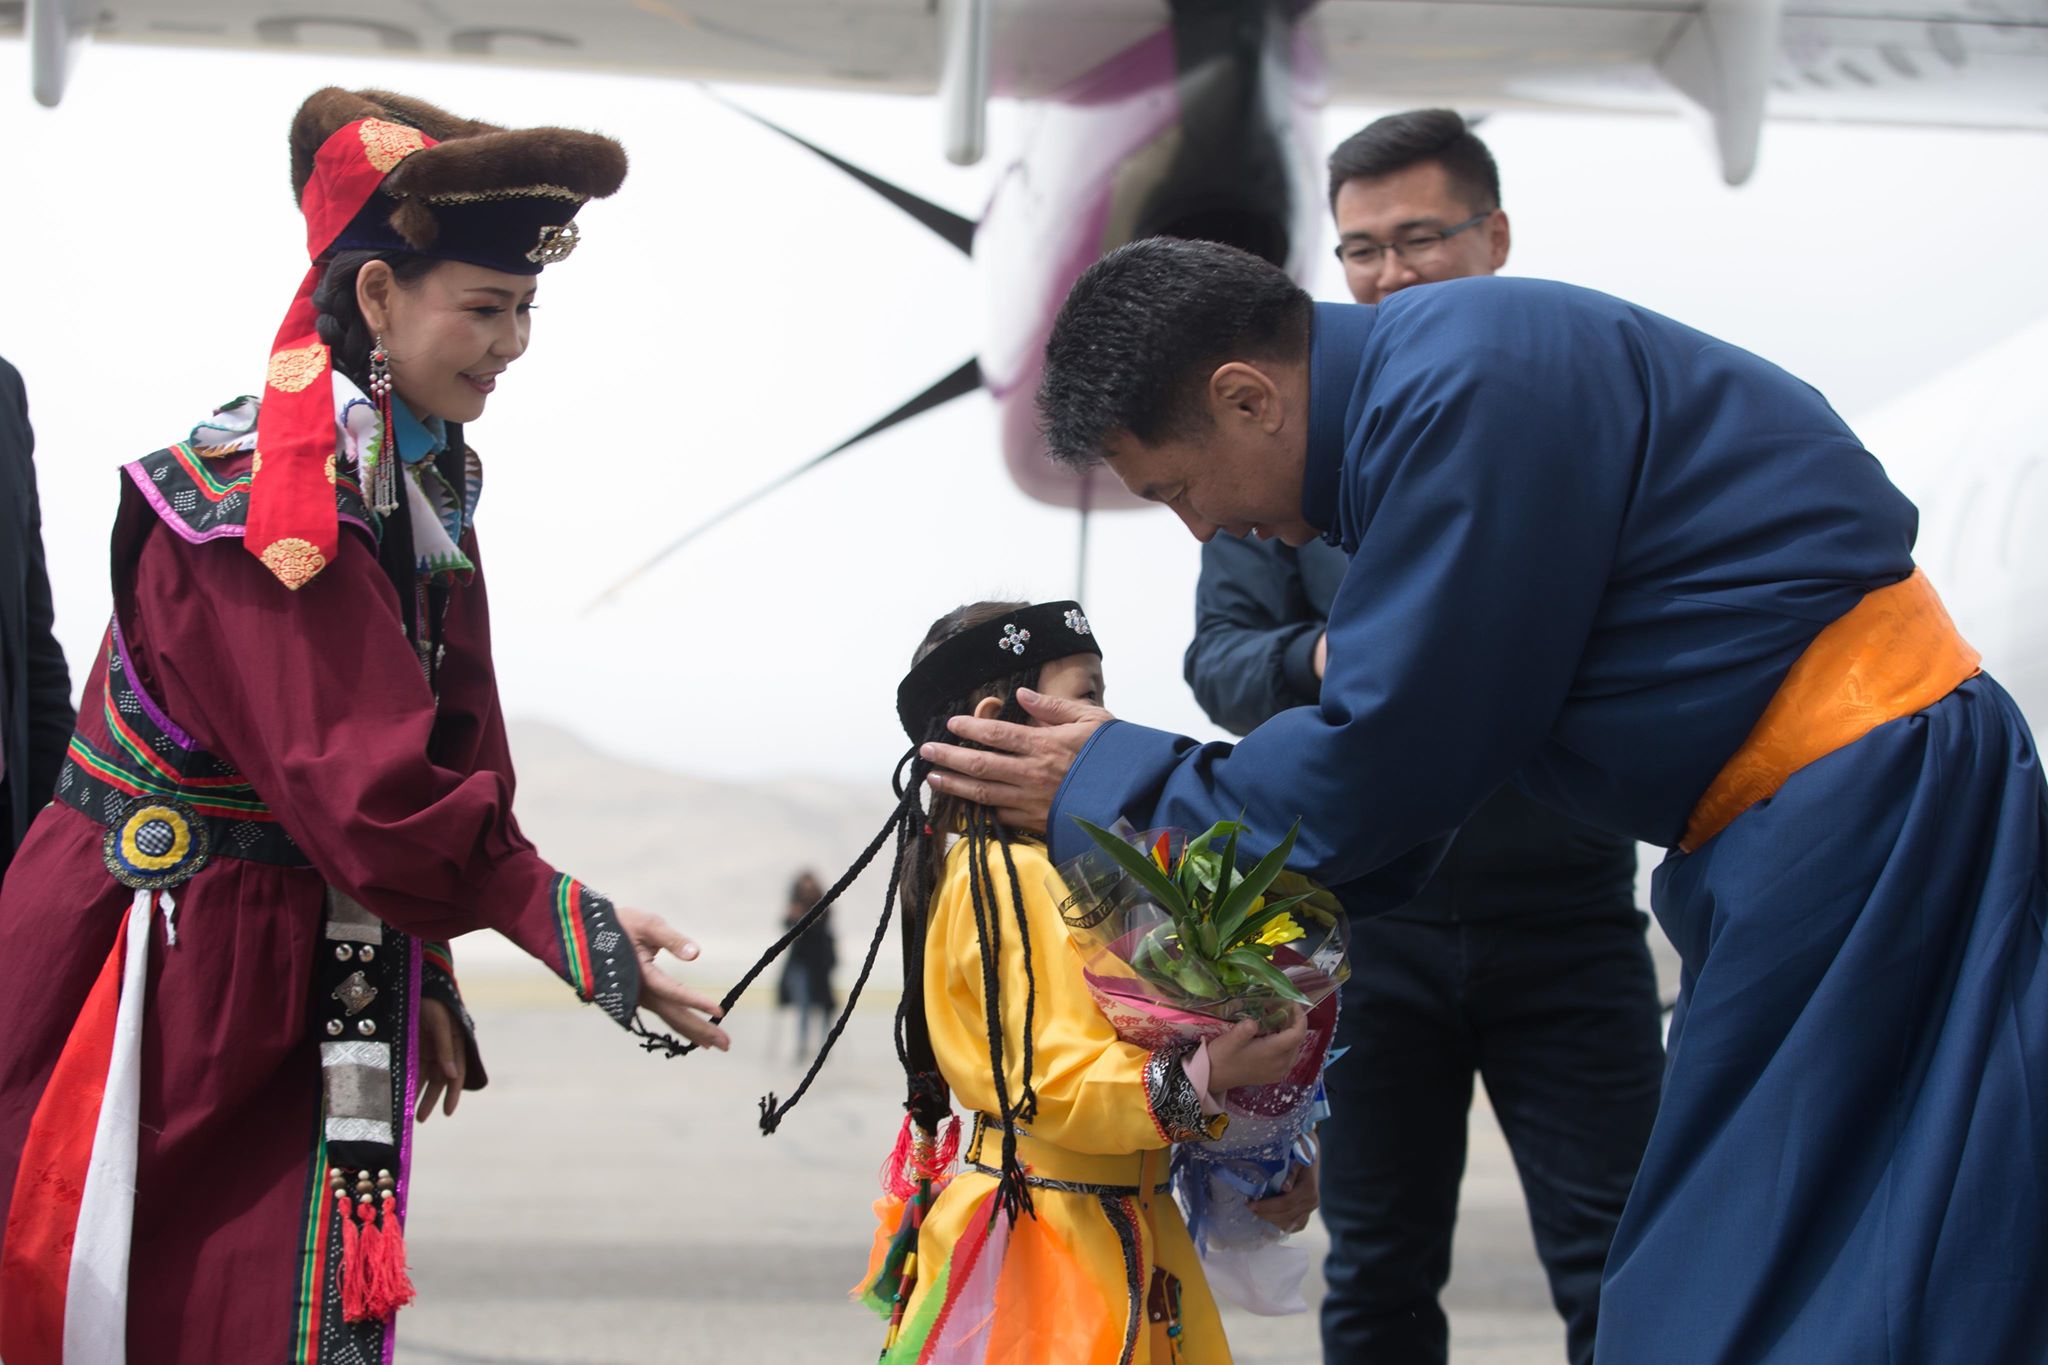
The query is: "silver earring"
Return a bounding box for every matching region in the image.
[367,336,399,515]
[367,337,392,400]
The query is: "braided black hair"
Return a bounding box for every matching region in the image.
[688,601,1051,1221]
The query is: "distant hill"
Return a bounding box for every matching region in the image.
[451,719,901,989]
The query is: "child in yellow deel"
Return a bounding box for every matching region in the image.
[717,599,1309,1364]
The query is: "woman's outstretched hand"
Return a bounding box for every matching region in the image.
[617,906,732,1052]
[920,688,1112,832]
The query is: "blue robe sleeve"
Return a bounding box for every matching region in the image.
[1052,291,1637,909]
[1182,535,1325,738]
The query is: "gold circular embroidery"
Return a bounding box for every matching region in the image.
[267,343,330,395]
[251,450,263,474]
[324,452,338,485]
[260,537,328,590]
[359,119,427,173]
[120,804,193,871]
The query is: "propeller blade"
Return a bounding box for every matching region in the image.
[702,87,977,256]
[587,356,984,611]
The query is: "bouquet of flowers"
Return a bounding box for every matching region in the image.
[1054,817,1349,1314]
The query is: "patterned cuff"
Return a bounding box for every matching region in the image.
[419,942,488,1090]
[1145,1046,1226,1144]
[1181,1041,1225,1117]
[549,876,641,1027]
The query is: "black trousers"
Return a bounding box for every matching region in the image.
[1318,908,1665,1365]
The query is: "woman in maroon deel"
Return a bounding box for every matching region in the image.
[0,88,729,1365]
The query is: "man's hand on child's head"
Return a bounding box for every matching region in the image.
[921,688,1111,832]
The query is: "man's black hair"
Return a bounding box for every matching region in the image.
[1326,108,1501,214]
[1037,238,1311,471]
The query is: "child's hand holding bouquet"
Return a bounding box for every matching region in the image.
[1054,816,1349,1315]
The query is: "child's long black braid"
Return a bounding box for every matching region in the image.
[694,601,1048,1222]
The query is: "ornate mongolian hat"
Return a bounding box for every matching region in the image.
[247,88,626,589]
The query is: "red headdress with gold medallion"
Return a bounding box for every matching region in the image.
[248,88,626,589]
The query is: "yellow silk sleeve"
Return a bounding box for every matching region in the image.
[924,836,1169,1156]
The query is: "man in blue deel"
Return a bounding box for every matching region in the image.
[922,238,2047,1362]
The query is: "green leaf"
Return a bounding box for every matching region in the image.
[1224,947,1310,1004]
[1212,820,1303,946]
[1218,821,1242,915]
[1177,848,1216,905]
[1178,821,1222,874]
[1134,930,1171,975]
[1072,818,1188,917]
[1166,950,1225,998]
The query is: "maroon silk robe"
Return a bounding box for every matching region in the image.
[0,440,638,1364]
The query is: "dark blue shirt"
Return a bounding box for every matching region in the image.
[1058,278,1916,912]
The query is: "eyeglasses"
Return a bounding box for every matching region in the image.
[1332,209,1495,268]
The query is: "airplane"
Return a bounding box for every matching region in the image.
[1855,316,2048,726]
[15,0,2048,603]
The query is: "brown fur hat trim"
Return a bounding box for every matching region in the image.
[289,87,624,212]
[387,198,442,250]
[290,87,390,202]
[381,127,629,207]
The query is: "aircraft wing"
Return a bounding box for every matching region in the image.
[19,0,2047,115]
[1309,0,2048,135]
[9,0,1172,99]
[19,1,2044,169]
[11,0,948,95]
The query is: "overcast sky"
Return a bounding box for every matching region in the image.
[4,40,2047,786]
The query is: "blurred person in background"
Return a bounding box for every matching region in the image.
[777,869,837,1059]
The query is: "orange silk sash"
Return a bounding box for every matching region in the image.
[1681,569,1981,853]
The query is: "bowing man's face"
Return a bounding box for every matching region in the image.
[1101,358,1319,548]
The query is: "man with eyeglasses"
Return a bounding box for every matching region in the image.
[1182,110,1663,1365]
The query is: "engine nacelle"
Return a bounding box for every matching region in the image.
[977,2,1326,510]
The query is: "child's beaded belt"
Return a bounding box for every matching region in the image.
[967,1115,1170,1196]
[1681,569,1980,852]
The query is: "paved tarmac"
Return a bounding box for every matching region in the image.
[394,967,1570,1365]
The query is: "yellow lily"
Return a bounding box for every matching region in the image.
[1252,913,1306,949]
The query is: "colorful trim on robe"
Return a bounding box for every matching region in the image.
[550,877,638,1026]
[126,441,374,549]
[52,624,308,870]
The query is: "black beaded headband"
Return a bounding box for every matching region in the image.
[896,600,1101,741]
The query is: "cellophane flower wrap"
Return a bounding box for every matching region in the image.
[1053,818,1349,1315]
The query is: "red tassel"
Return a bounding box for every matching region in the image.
[356,1198,385,1314]
[881,1114,917,1199]
[365,1192,417,1318]
[933,1116,962,1174]
[339,1194,371,1323]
